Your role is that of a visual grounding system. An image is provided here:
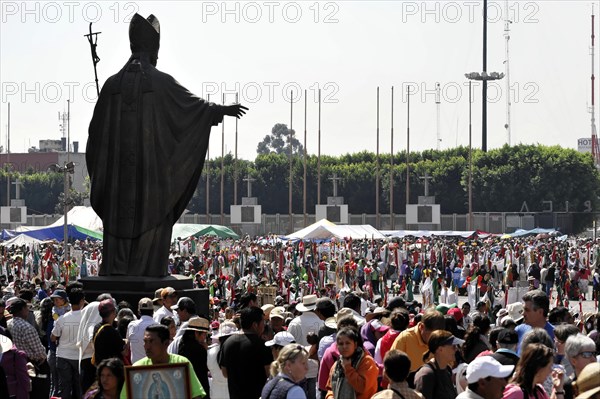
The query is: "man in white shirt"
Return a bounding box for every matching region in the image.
[51,288,85,399]
[153,286,179,325]
[287,295,327,346]
[127,297,158,363]
[167,297,197,353]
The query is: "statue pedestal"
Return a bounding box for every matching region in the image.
[80,275,209,316]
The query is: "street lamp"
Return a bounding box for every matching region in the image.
[465,71,505,152]
[52,161,75,266]
[463,71,503,230]
[466,81,473,230]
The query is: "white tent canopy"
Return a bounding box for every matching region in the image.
[1,234,43,246]
[49,206,104,231]
[286,219,386,240]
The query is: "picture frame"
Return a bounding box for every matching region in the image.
[125,362,191,399]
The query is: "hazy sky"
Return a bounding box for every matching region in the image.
[1,1,598,160]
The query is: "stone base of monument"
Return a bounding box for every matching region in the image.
[79,274,210,316]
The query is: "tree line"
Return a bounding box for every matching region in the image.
[2,145,599,224]
[189,144,600,217]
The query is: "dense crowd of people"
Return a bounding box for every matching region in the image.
[0,233,600,399]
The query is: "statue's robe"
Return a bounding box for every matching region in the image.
[87,54,223,276]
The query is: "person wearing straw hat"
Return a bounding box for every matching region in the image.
[573,363,600,399]
[207,321,238,399]
[288,295,326,346]
[178,316,211,399]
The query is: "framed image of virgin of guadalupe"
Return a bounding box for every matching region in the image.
[125,363,191,399]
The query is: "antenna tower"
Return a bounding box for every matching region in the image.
[435,82,441,150]
[504,0,512,145]
[591,4,599,166]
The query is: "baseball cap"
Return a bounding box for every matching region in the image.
[6,297,27,314]
[270,306,286,320]
[466,356,515,384]
[370,319,391,333]
[447,307,463,322]
[265,331,296,347]
[138,297,153,310]
[153,288,164,304]
[50,289,68,302]
[261,304,275,316]
[497,329,518,345]
[160,287,176,299]
[171,297,195,312]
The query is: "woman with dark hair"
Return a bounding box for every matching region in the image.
[177,317,211,399]
[160,316,177,340]
[414,329,463,399]
[83,357,125,399]
[503,343,564,399]
[462,314,492,362]
[325,327,378,399]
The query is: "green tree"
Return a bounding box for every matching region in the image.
[256,123,304,156]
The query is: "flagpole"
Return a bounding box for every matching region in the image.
[406,86,411,207]
[376,87,380,229]
[220,93,225,225]
[390,86,394,229]
[289,91,294,230]
[317,89,322,205]
[206,94,211,223]
[303,89,308,227]
[234,92,239,206]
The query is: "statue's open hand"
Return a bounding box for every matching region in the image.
[224,103,248,118]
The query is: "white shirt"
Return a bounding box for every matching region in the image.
[287,312,324,346]
[153,306,179,325]
[126,315,157,363]
[207,344,229,399]
[52,309,83,360]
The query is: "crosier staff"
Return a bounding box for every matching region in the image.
[84,22,101,97]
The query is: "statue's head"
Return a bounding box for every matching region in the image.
[129,13,160,65]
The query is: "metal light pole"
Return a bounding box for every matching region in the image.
[465,71,504,152]
[406,86,411,207]
[376,87,380,229]
[468,81,473,230]
[289,91,294,229]
[390,86,394,229]
[483,0,488,152]
[54,162,75,266]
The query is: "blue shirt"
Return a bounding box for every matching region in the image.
[515,322,555,354]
